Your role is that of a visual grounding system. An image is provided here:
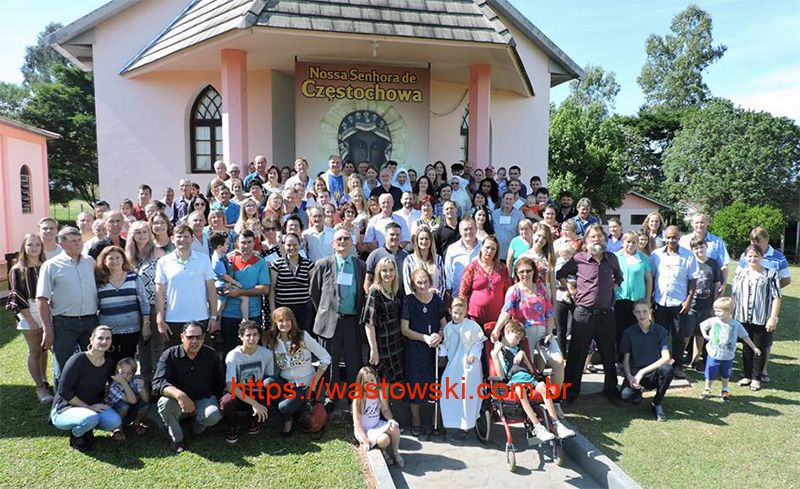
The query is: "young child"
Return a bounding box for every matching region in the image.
[244,217,264,253]
[491,321,575,441]
[352,366,404,467]
[688,237,723,370]
[119,199,136,234]
[439,298,486,442]
[700,297,760,401]
[521,193,540,221]
[209,231,249,321]
[106,357,150,440]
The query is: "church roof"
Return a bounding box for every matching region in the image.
[48,0,583,84]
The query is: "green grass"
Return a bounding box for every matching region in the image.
[567,266,800,489]
[0,311,365,488]
[50,199,93,226]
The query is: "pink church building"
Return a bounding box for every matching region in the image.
[0,116,58,265]
[49,0,581,200]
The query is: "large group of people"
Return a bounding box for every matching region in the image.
[5,154,791,461]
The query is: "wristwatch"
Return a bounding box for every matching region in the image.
[210,315,218,321]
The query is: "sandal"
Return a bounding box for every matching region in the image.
[737,378,751,387]
[394,452,405,468]
[411,425,421,437]
[700,388,712,399]
[750,380,762,391]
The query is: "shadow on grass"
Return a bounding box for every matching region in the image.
[0,314,21,351]
[567,393,798,460]
[1,381,352,468]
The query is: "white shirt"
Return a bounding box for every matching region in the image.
[444,240,481,296]
[650,247,699,307]
[364,214,411,248]
[393,208,421,234]
[303,226,335,262]
[273,331,332,386]
[154,251,215,322]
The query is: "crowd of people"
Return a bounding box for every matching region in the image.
[5,154,791,461]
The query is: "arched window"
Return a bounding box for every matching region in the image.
[459,105,492,164]
[20,165,32,214]
[190,85,223,173]
[459,105,469,163]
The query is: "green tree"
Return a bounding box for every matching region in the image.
[0,82,29,118]
[20,65,97,204]
[638,5,727,108]
[617,105,686,198]
[663,98,800,217]
[548,99,630,213]
[566,64,621,115]
[22,22,68,88]
[710,202,786,257]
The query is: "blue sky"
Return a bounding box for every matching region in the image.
[2,0,798,120]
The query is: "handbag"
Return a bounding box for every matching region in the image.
[299,401,328,436]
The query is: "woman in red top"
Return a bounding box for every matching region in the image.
[459,235,512,326]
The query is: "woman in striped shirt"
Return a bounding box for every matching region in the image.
[95,246,150,366]
[731,245,782,391]
[269,233,315,334]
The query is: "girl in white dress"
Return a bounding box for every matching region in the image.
[352,366,404,467]
[439,297,486,441]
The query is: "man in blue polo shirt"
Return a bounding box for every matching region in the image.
[211,185,240,228]
[739,226,792,383]
[219,230,270,356]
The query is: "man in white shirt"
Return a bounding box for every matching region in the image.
[302,206,335,262]
[284,157,315,203]
[154,224,219,346]
[393,191,421,233]
[364,194,410,252]
[444,218,481,298]
[650,225,698,379]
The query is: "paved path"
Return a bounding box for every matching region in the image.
[387,367,690,489]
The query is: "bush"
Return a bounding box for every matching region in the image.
[710,202,785,257]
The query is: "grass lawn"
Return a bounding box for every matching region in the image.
[0,310,366,488]
[50,199,93,226]
[567,265,800,489]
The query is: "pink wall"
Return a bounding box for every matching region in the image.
[0,123,50,263]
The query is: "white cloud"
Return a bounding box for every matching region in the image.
[729,85,800,122]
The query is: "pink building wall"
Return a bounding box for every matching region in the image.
[0,122,51,264]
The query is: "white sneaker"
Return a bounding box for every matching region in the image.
[554,422,575,439]
[532,423,555,442]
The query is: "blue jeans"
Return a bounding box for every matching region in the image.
[51,406,121,437]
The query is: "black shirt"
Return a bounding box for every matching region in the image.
[88,237,127,260]
[152,345,225,400]
[369,185,403,211]
[620,323,669,375]
[53,352,114,414]
[434,223,460,258]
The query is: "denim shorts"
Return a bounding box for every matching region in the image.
[705,357,733,380]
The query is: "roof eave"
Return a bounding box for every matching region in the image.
[0,116,62,139]
[46,0,142,70]
[486,0,583,82]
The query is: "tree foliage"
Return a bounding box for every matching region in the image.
[567,64,621,115]
[20,65,98,205]
[663,98,800,217]
[548,99,630,214]
[710,202,786,257]
[0,82,29,118]
[638,5,727,108]
[22,22,68,88]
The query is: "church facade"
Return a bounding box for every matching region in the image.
[50,0,581,198]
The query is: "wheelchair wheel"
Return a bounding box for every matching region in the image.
[474,408,492,443]
[553,440,564,466]
[505,443,516,472]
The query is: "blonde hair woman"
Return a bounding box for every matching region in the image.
[362,257,404,383]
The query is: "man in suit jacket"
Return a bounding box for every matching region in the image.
[310,227,367,395]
